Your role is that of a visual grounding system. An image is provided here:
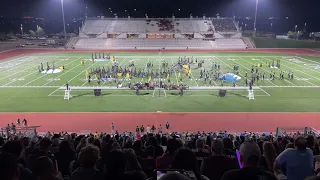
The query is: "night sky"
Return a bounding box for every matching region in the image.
[0,0,320,34]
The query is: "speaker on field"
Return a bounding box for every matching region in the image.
[94,89,102,96]
[219,89,227,97]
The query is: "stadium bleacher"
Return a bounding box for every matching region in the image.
[75,17,247,50]
[212,18,238,32]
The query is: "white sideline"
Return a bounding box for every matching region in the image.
[260,57,319,85]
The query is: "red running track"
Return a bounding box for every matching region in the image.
[0,113,320,133]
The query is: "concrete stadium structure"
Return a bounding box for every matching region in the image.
[72,17,250,50]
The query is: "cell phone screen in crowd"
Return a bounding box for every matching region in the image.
[236,149,243,169]
[156,170,183,180]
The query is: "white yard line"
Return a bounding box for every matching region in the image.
[203,58,218,86]
[296,56,320,65]
[140,57,149,82]
[68,62,96,83]
[0,57,46,80]
[281,57,320,74]
[260,57,318,86]
[49,61,95,96]
[239,56,296,86]
[170,57,179,84]
[34,58,82,87]
[81,57,126,87]
[3,57,64,86]
[271,57,320,81]
[211,56,252,86]
[259,88,271,96]
[0,56,30,65]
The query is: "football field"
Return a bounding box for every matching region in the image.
[0,52,320,112]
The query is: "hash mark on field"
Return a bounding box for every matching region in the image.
[283,57,320,75]
[39,58,83,87]
[0,57,44,81]
[5,57,65,86]
[271,57,320,81]
[260,57,316,86]
[239,57,296,86]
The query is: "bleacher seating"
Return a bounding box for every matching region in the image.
[75,38,217,49]
[82,20,110,34]
[76,17,249,49]
[212,18,237,32]
[215,39,247,49]
[82,18,215,34]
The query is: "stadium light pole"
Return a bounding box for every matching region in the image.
[60,0,67,40]
[253,0,259,37]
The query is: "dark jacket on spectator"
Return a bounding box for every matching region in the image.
[221,167,278,180]
[200,155,236,180]
[156,153,174,169]
[70,167,103,180]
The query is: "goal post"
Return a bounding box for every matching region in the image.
[152,88,167,98]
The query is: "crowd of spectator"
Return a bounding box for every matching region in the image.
[212,18,237,32]
[0,129,319,180]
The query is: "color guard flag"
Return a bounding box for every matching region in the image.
[148,76,152,82]
[117,72,122,77]
[85,71,89,79]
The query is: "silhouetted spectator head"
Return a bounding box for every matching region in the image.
[262,142,277,170]
[112,142,121,150]
[0,136,5,147]
[78,145,100,168]
[58,140,74,153]
[21,137,30,148]
[285,143,294,149]
[306,135,315,149]
[222,137,233,150]
[124,171,147,180]
[172,148,201,180]
[39,137,52,151]
[196,139,204,149]
[0,153,20,180]
[93,139,101,149]
[167,139,182,154]
[161,136,168,146]
[145,145,155,157]
[148,136,159,147]
[211,139,224,155]
[239,141,261,167]
[123,148,142,171]
[133,140,142,150]
[294,136,307,150]
[52,139,60,147]
[2,140,23,158]
[33,156,55,178]
[106,150,126,175]
[87,136,95,144]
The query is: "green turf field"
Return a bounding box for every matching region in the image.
[0,52,320,112]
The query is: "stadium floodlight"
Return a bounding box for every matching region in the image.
[60,0,67,40]
[253,0,259,37]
